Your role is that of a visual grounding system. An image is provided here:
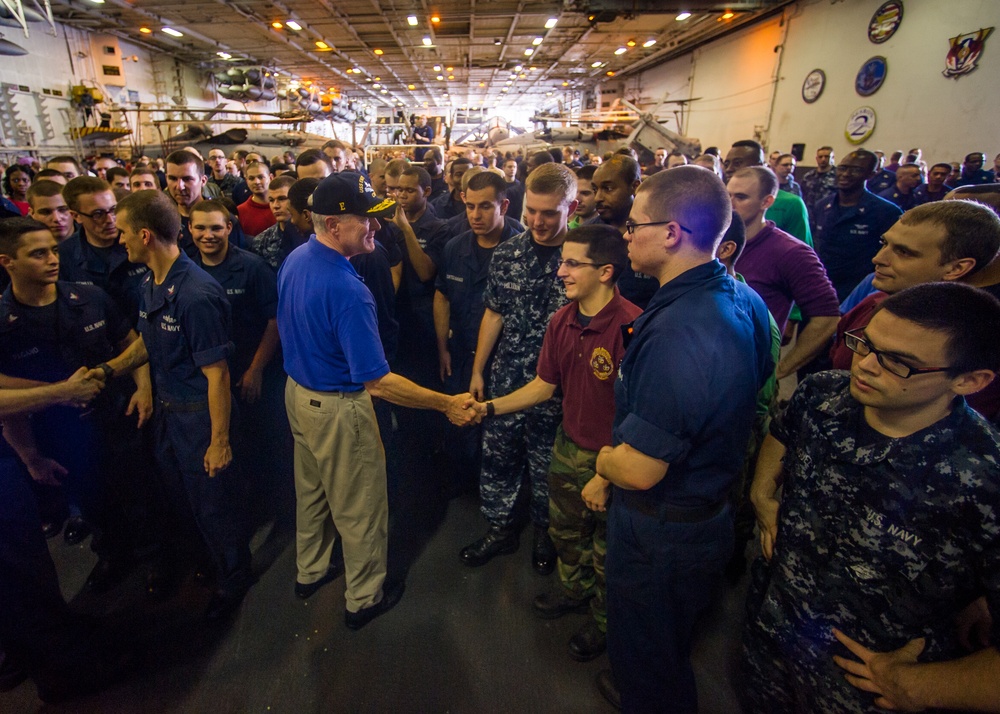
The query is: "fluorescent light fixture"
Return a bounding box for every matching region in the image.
[545,18,557,29]
[501,88,508,92]
[422,37,432,46]
[217,51,232,59]
[529,66,536,71]
[615,47,627,55]
[407,84,416,89]
[161,27,183,37]
[374,48,384,55]
[514,64,523,71]
[436,75,444,80]
[448,74,454,80]
[479,82,485,87]
[591,61,602,68]
[524,48,533,56]
[721,11,735,19]
[532,37,543,45]
[139,27,152,34]
[315,40,329,49]
[89,0,105,4]
[286,20,302,30]
[372,83,381,88]
[643,39,656,47]
[675,12,691,21]
[407,15,418,25]
[431,15,440,23]
[433,64,441,71]
[380,89,388,93]
[271,21,283,29]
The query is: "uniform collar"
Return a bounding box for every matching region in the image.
[144,252,193,311]
[570,288,627,334]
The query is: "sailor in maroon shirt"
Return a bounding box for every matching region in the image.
[830,200,1000,420]
[237,161,278,237]
[471,224,640,663]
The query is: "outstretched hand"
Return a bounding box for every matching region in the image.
[832,627,925,712]
[445,393,481,427]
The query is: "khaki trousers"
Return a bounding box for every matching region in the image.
[285,378,387,612]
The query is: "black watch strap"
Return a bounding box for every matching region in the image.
[486,401,495,418]
[97,362,114,380]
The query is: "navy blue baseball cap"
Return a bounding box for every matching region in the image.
[309,171,395,217]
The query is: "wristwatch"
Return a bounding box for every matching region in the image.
[96,362,115,381]
[485,401,495,418]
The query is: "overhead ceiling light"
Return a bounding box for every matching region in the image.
[505,80,512,85]
[479,82,485,87]
[591,61,603,68]
[407,15,418,25]
[374,76,381,81]
[374,48,384,55]
[139,27,152,34]
[524,48,533,56]
[448,75,455,80]
[216,51,231,59]
[675,12,691,21]
[494,38,502,46]
[372,83,381,88]
[606,70,615,76]
[501,87,509,92]
[546,91,552,96]
[532,37,543,45]
[89,0,105,4]
[643,39,657,47]
[562,81,569,86]
[430,15,440,23]
[380,89,388,93]
[545,18,557,29]
[529,66,537,71]
[519,73,526,79]
[436,75,444,80]
[433,64,441,71]
[423,37,432,46]
[614,47,627,55]
[446,66,453,71]
[286,20,302,30]
[721,11,735,19]
[407,84,415,89]
[271,21,283,29]
[514,64,523,71]
[161,27,183,37]
[626,39,636,47]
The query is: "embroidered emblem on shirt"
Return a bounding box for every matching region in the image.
[591,346,614,381]
[167,285,176,295]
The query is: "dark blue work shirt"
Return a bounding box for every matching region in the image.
[138,252,233,403]
[435,223,518,353]
[813,190,902,301]
[0,282,130,383]
[613,261,773,509]
[866,168,896,194]
[504,181,524,223]
[387,208,452,305]
[350,242,399,363]
[877,185,920,212]
[914,184,952,204]
[954,169,994,187]
[178,214,248,258]
[58,230,148,325]
[431,190,464,220]
[195,245,277,379]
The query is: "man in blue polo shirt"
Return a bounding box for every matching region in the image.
[277,172,477,629]
[593,166,773,712]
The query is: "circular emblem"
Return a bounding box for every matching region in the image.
[868,1,903,44]
[845,106,877,145]
[590,346,614,381]
[801,69,825,104]
[855,56,887,96]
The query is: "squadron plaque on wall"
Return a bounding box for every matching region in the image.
[868,1,903,44]
[855,56,887,96]
[845,106,876,145]
[801,69,825,103]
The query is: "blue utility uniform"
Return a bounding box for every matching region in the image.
[865,168,896,194]
[877,185,919,212]
[913,184,952,204]
[813,190,902,301]
[58,230,147,325]
[139,252,252,595]
[608,262,773,713]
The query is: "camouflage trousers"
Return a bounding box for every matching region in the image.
[480,406,560,529]
[548,426,607,630]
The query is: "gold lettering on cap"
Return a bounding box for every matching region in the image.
[340,201,346,210]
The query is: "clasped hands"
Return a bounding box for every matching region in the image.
[444,392,483,427]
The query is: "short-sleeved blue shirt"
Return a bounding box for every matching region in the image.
[613,260,774,508]
[138,252,233,403]
[277,237,390,392]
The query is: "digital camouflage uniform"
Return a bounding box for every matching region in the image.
[480,230,567,529]
[741,371,1000,714]
[800,168,837,211]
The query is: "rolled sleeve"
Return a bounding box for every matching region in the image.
[615,411,691,463]
[181,292,232,368]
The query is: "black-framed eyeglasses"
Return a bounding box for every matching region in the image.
[835,165,867,175]
[843,329,951,379]
[624,220,692,235]
[556,258,605,269]
[76,205,117,221]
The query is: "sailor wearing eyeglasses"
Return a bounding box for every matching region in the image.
[59,176,148,325]
[743,282,1000,713]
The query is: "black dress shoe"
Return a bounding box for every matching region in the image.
[345,581,405,630]
[86,557,135,593]
[532,525,556,575]
[295,557,345,599]
[42,517,65,539]
[205,588,248,622]
[63,516,92,545]
[568,620,606,662]
[532,591,591,619]
[459,526,519,567]
[596,669,621,710]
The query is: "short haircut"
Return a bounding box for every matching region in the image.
[732,166,779,198]
[131,166,157,178]
[731,140,765,166]
[386,158,410,179]
[46,155,82,173]
[269,162,290,174]
[450,158,473,175]
[929,162,953,174]
[117,189,181,244]
[548,147,563,163]
[636,165,732,253]
[63,176,112,211]
[818,146,833,153]
[233,150,249,161]
[576,165,598,181]
[720,210,747,264]
[245,160,270,175]
[35,168,64,181]
[525,163,577,203]
[466,170,507,198]
[0,216,50,256]
[26,179,64,204]
[401,165,432,190]
[288,177,321,212]
[368,158,387,172]
[900,200,1000,277]
[322,139,350,152]
[564,223,629,282]
[877,282,1000,375]
[190,199,232,223]
[966,152,985,161]
[106,166,130,183]
[165,149,204,177]
[777,153,795,163]
[424,148,442,165]
[460,166,484,192]
[849,149,878,173]
[596,154,641,184]
[296,149,331,170]
[269,174,296,191]
[529,150,555,167]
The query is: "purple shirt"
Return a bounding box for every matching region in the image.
[736,221,840,332]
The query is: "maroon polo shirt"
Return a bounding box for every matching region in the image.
[536,289,642,452]
[238,197,277,238]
